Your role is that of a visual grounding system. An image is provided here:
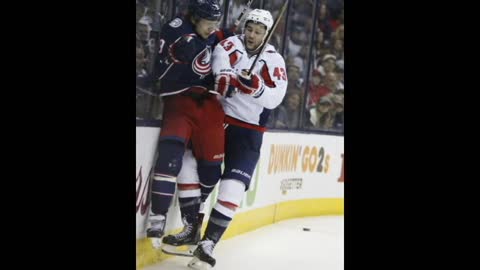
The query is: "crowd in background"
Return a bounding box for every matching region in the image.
[136,0,344,134]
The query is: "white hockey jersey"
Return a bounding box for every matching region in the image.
[212,34,288,129]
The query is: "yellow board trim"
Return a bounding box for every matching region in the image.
[136,198,343,269]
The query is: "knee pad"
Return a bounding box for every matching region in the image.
[154,140,185,177]
[198,163,221,186]
[217,179,246,207]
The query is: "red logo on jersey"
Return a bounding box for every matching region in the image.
[229,51,242,66]
[192,47,212,77]
[220,39,234,51]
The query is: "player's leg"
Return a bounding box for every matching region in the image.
[147,95,193,240]
[161,148,204,256]
[194,94,225,204]
[162,95,225,255]
[189,125,262,269]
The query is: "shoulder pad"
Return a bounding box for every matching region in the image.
[169,18,183,28]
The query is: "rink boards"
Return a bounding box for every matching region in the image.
[136,126,344,268]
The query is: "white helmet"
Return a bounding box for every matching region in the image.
[244,9,273,33]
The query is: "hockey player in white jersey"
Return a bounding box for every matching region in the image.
[161,8,288,269]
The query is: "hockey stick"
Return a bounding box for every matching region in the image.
[234,0,254,28]
[136,86,159,97]
[246,0,289,76]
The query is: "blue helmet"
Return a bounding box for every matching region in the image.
[189,0,222,21]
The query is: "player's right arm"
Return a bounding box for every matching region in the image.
[211,37,241,97]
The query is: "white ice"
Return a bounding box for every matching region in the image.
[141,215,344,270]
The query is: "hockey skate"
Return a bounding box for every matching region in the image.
[161,213,204,257]
[188,238,216,270]
[146,214,166,249]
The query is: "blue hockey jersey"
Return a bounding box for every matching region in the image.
[153,17,228,96]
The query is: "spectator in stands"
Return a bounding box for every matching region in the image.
[318,54,336,76]
[336,50,344,73]
[136,20,150,42]
[336,24,344,42]
[274,92,302,129]
[325,71,345,94]
[263,0,286,16]
[139,16,155,53]
[287,24,307,57]
[136,46,146,75]
[316,46,333,68]
[331,94,344,131]
[309,94,335,129]
[298,45,309,65]
[321,58,343,93]
[307,69,331,108]
[332,38,343,59]
[136,1,154,20]
[314,29,325,59]
[286,57,304,90]
[318,2,333,40]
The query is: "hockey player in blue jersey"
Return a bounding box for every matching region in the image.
[161,8,288,269]
[145,0,236,244]
[148,0,265,257]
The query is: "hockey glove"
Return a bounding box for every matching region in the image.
[214,73,237,98]
[236,70,264,97]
